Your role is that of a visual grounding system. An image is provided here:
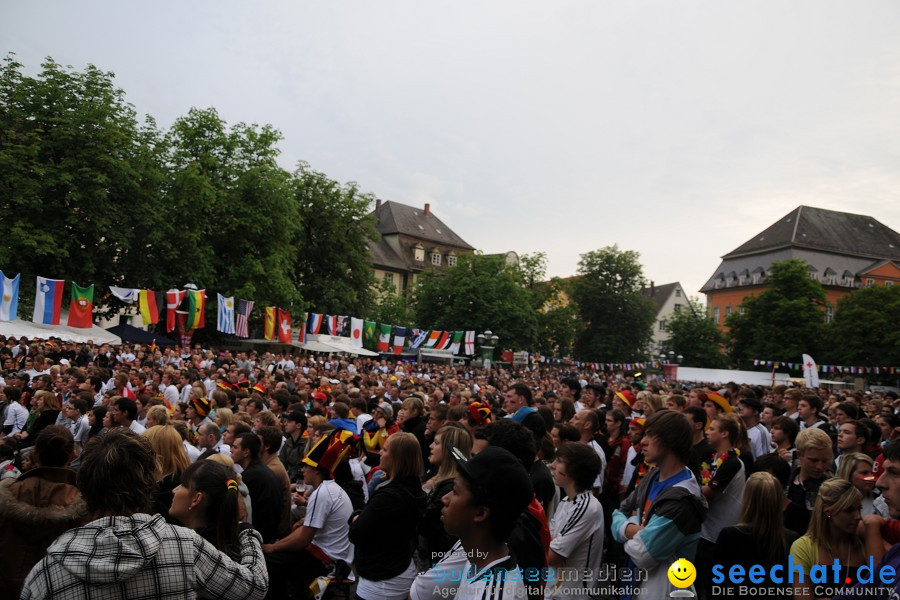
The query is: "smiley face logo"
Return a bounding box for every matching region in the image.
[667,558,696,588]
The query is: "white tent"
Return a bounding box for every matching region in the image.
[301,334,380,356]
[0,320,122,345]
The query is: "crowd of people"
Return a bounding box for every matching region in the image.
[1,334,900,599]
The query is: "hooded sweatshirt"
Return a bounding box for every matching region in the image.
[21,512,268,600]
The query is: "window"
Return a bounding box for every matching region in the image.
[809,272,818,281]
[431,252,442,266]
[825,304,834,323]
[739,306,746,315]
[752,272,761,284]
[715,279,723,289]
[866,278,875,287]
[739,275,747,285]
[725,305,732,317]
[826,275,837,285]
[383,272,394,285]
[887,281,895,287]
[659,319,666,332]
[675,288,681,297]
[674,304,682,312]
[713,307,720,324]
[414,245,425,262]
[447,254,457,267]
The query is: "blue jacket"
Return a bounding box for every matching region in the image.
[612,466,707,598]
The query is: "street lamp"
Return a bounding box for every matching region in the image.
[477,329,499,369]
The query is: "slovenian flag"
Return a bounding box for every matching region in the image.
[33,276,64,325]
[67,282,94,328]
[308,313,323,335]
[0,272,20,321]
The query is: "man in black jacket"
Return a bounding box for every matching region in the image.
[232,432,284,544]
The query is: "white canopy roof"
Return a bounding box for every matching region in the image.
[0,320,122,345]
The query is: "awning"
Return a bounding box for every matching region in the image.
[0,320,122,345]
[300,334,380,356]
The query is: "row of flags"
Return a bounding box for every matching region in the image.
[258,309,478,355]
[753,359,899,375]
[0,273,95,328]
[0,273,479,355]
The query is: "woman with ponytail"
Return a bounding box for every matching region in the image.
[169,460,242,559]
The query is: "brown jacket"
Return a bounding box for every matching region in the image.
[0,467,88,598]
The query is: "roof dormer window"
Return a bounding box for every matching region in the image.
[447,252,457,267]
[431,251,442,266]
[413,243,425,262]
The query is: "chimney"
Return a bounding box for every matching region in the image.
[375,198,382,211]
[650,281,655,296]
[424,203,430,217]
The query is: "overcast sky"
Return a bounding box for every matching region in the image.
[4,1,900,297]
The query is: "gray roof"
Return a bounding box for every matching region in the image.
[642,282,681,314]
[371,201,475,250]
[724,206,900,260]
[368,238,407,271]
[702,206,900,293]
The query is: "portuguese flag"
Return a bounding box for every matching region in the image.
[184,289,206,330]
[67,282,94,328]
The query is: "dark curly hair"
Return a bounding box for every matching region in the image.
[77,428,157,517]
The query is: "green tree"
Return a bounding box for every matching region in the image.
[727,259,826,366]
[571,246,655,361]
[369,278,414,327]
[290,163,377,316]
[413,253,538,350]
[0,55,169,316]
[824,284,900,366]
[662,298,728,368]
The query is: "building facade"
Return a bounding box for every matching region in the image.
[368,200,475,293]
[642,282,687,353]
[702,206,900,330]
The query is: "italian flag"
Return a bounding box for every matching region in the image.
[377,323,392,352]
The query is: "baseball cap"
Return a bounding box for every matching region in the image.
[449,445,533,517]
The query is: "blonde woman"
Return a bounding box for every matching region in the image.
[215,407,235,432]
[143,425,190,522]
[145,404,169,428]
[837,453,886,517]
[419,425,472,568]
[16,390,61,446]
[790,478,864,600]
[714,472,799,595]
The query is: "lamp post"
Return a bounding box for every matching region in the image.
[477,329,499,369]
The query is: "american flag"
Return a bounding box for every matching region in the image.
[235,299,254,338]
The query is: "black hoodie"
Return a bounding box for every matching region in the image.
[349,473,426,580]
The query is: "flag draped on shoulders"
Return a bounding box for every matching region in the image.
[67,282,94,328]
[0,272,20,321]
[264,307,276,341]
[218,294,235,334]
[33,276,64,325]
[377,323,391,352]
[277,309,292,344]
[139,290,163,325]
